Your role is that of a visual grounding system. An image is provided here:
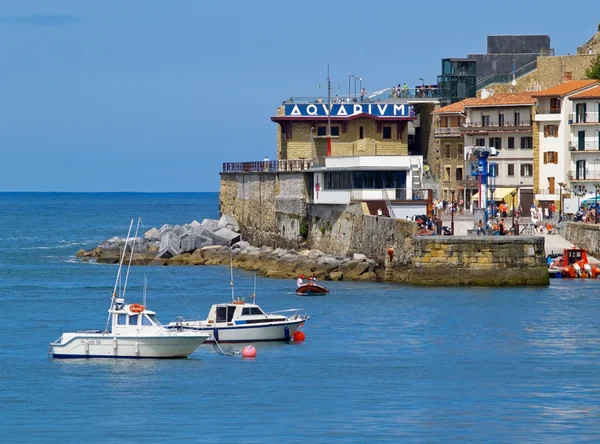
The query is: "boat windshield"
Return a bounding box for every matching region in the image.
[242,307,264,316]
[145,314,162,326]
[568,250,583,265]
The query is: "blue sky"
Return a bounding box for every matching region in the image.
[0,1,598,191]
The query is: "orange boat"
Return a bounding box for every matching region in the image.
[548,245,600,278]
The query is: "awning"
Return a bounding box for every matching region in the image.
[471,187,517,201]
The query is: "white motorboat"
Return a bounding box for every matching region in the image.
[50,219,210,359]
[168,299,309,343]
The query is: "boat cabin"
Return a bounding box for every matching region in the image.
[110,300,163,333]
[207,302,286,325]
[559,247,587,266]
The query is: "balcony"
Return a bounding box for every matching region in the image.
[434,127,462,137]
[462,120,532,133]
[570,112,600,124]
[568,169,600,182]
[536,107,561,114]
[569,141,600,152]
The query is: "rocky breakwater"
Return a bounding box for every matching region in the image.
[76,215,378,282]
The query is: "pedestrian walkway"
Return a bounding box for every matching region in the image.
[437,212,599,264]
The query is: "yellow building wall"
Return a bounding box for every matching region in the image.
[275,107,409,160]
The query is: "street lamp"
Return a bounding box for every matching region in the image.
[349,73,355,98]
[558,182,566,222]
[450,188,456,235]
[510,190,517,234]
[489,186,496,220]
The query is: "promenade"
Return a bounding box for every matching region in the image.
[438,212,599,263]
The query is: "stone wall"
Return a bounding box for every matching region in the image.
[307,203,416,265]
[220,172,306,249]
[406,236,548,286]
[560,222,600,257]
[536,55,596,89]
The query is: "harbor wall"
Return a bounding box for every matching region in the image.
[220,173,549,286]
[560,222,600,257]
[219,172,307,249]
[401,236,549,286]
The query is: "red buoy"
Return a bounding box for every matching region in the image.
[293,331,306,342]
[241,345,256,358]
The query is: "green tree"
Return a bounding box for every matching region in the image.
[585,54,600,80]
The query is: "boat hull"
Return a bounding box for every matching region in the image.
[175,319,306,343]
[51,332,209,359]
[296,283,329,295]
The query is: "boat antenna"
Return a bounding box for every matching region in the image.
[143,274,147,307]
[122,217,141,301]
[106,218,134,332]
[252,273,257,303]
[230,251,235,302]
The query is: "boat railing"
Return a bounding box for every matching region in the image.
[269,308,308,320]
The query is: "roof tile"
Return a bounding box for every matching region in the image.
[530,79,598,98]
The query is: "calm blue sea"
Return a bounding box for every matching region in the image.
[1,192,600,443]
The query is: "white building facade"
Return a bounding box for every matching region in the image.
[532,80,598,207]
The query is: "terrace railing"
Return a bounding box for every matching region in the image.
[222,159,313,173]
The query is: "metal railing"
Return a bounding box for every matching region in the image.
[569,141,600,152]
[463,120,532,128]
[283,87,443,104]
[222,159,313,173]
[476,58,539,90]
[567,168,600,181]
[536,107,561,114]
[434,127,462,137]
[572,112,600,124]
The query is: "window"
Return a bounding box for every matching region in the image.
[548,177,555,194]
[129,315,138,326]
[508,137,515,149]
[148,314,161,326]
[489,137,502,149]
[331,126,340,136]
[317,126,326,136]
[475,138,485,146]
[117,314,127,325]
[359,126,364,139]
[520,137,533,149]
[520,164,533,177]
[544,151,559,164]
[445,167,451,181]
[544,125,558,137]
[482,115,490,127]
[514,112,521,126]
[499,114,504,127]
[142,315,153,326]
[456,167,463,181]
[382,126,392,139]
[325,171,405,189]
[507,164,515,176]
[443,143,451,158]
[576,103,587,123]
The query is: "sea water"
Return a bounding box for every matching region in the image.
[1,192,599,443]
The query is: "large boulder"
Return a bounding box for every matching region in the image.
[208,228,241,247]
[125,237,148,253]
[98,236,123,251]
[345,262,370,279]
[158,232,181,259]
[157,224,173,239]
[180,233,200,253]
[218,214,240,232]
[200,219,219,232]
[144,227,159,241]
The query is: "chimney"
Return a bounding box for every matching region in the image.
[563,71,572,83]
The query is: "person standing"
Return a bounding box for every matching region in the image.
[477,219,485,236]
[297,275,304,288]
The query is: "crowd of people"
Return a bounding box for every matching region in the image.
[390,84,438,98]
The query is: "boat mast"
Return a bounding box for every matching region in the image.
[105,218,134,332]
[112,219,134,300]
[327,63,331,157]
[122,217,141,301]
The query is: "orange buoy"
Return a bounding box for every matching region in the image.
[292,331,305,342]
[241,345,256,358]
